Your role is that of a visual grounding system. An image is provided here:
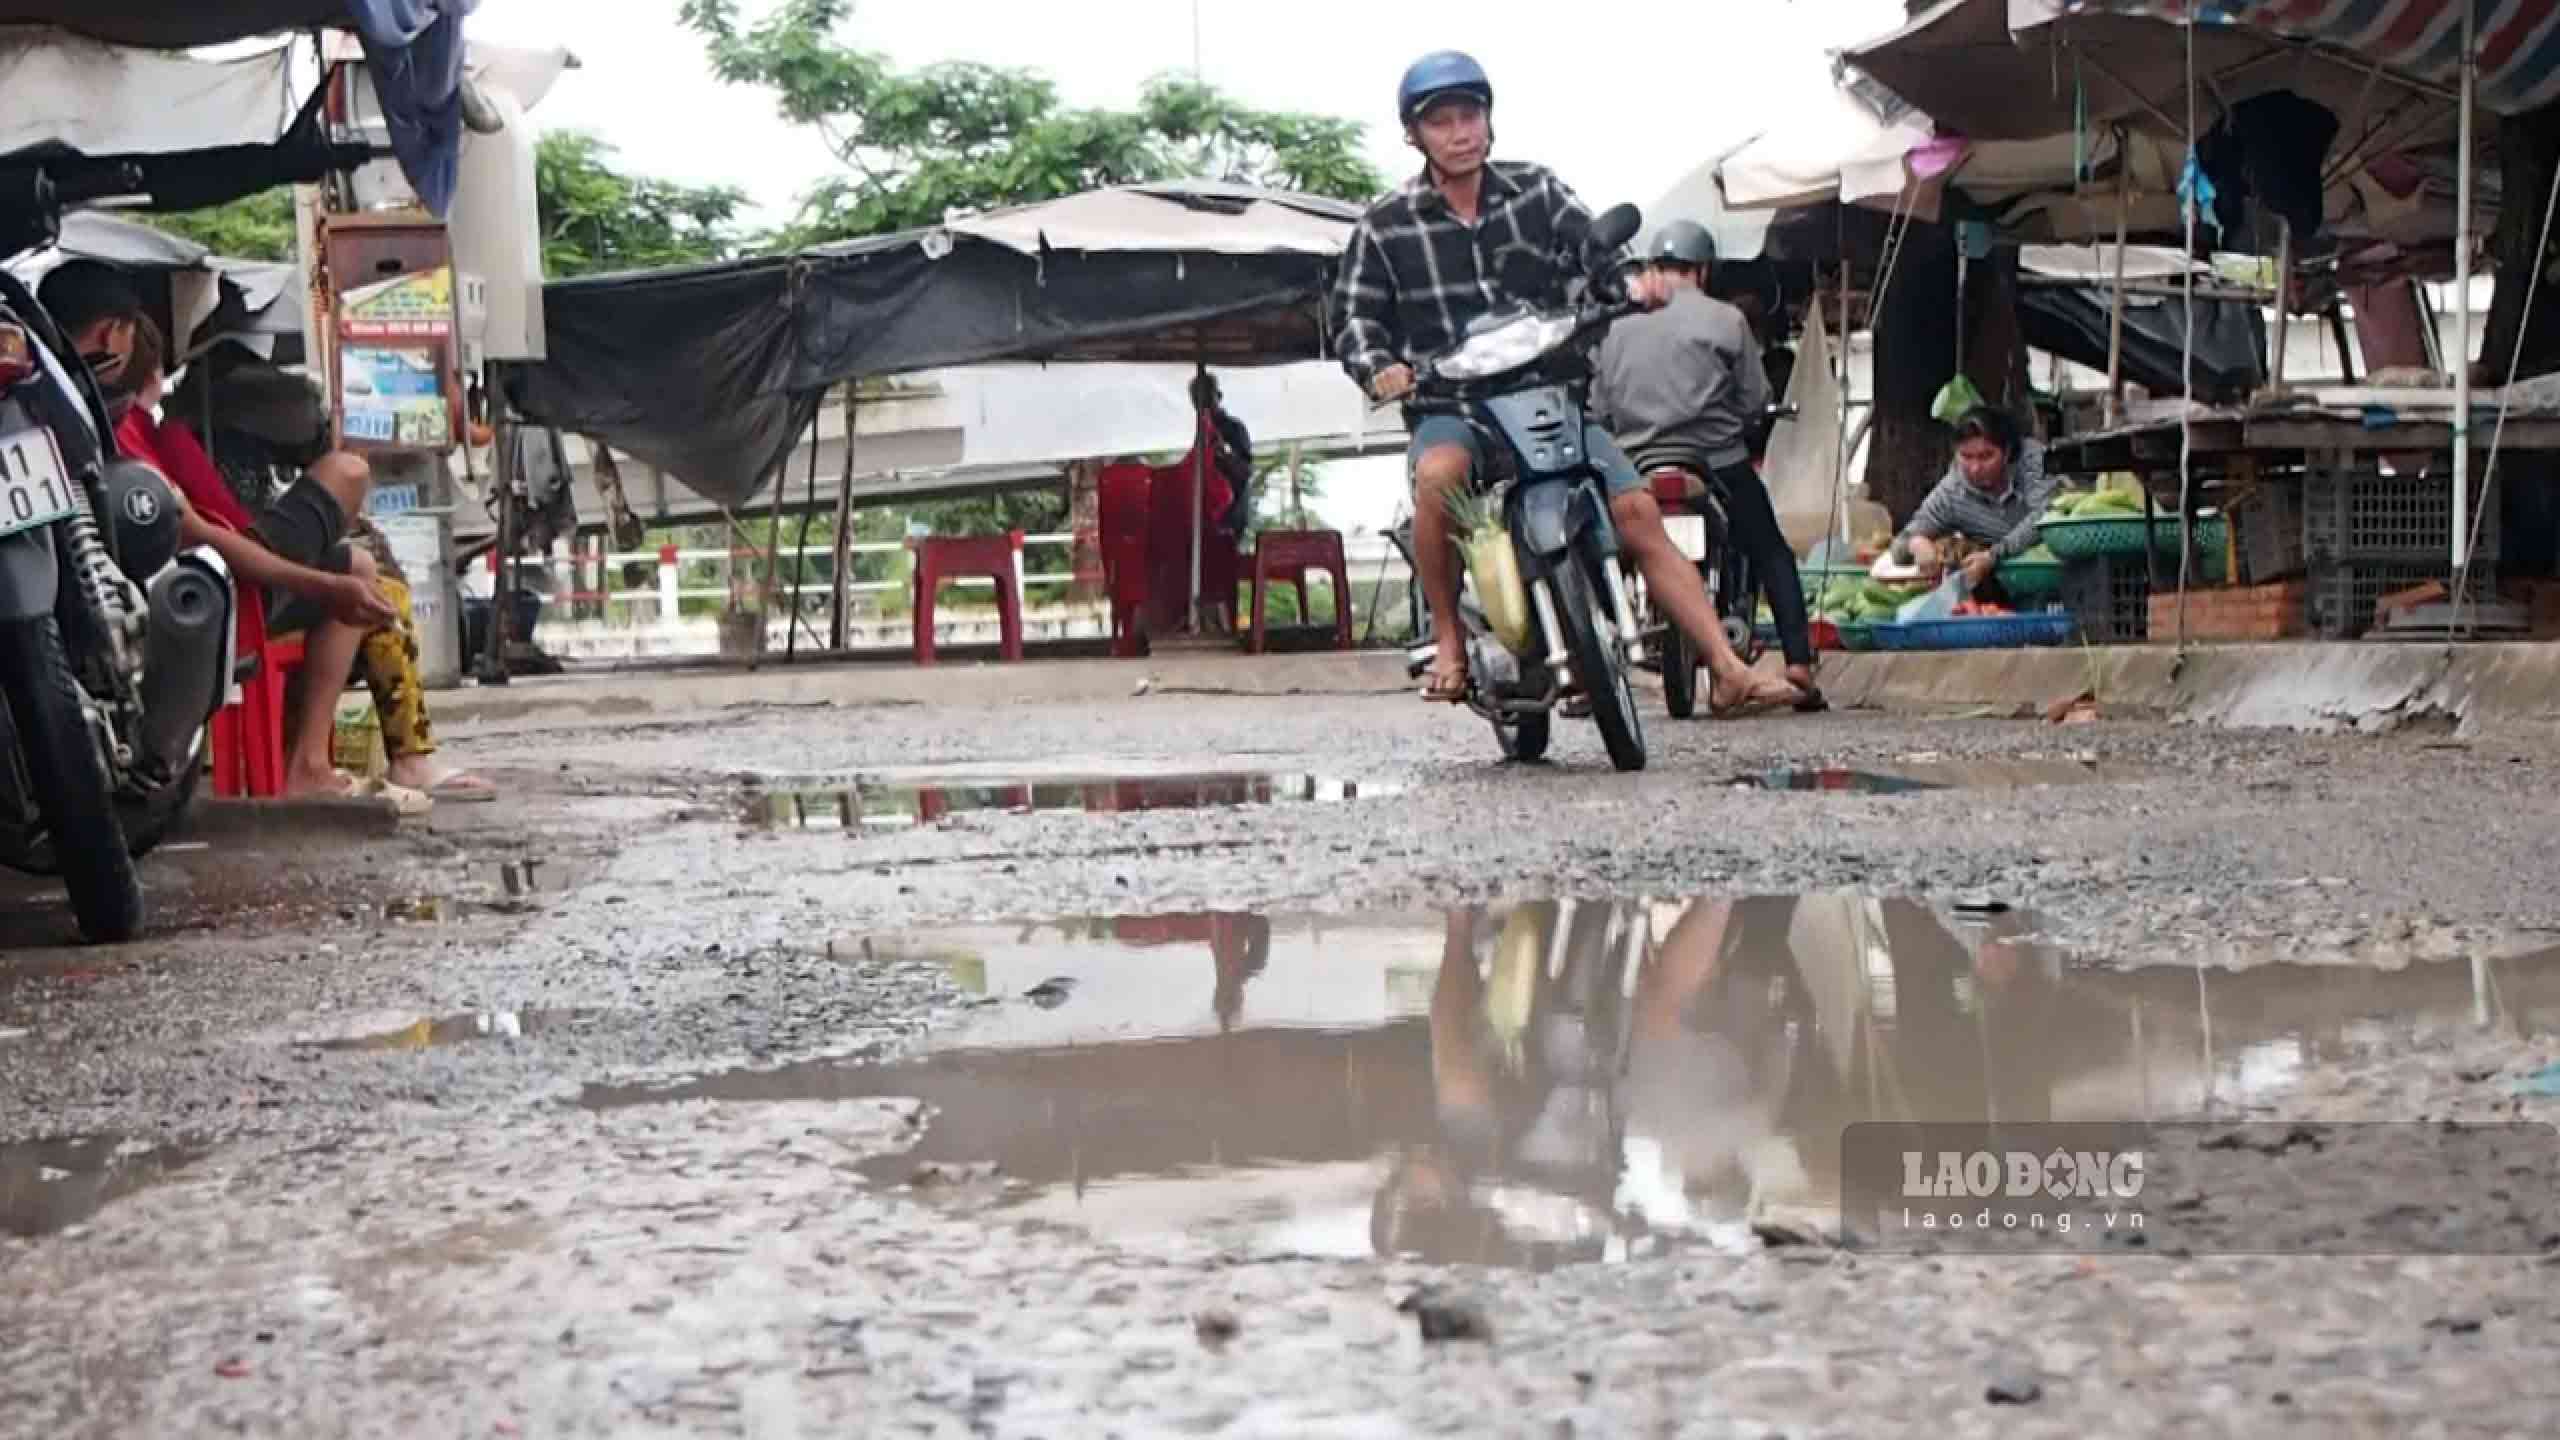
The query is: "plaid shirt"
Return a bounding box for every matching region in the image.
[1330,161,1601,390]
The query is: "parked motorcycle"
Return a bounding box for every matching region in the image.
[0,160,242,941]
[1635,403,1797,719]
[1400,202,1654,771]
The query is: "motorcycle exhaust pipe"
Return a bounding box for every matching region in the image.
[137,553,233,780]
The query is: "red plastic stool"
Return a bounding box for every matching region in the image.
[1245,529,1351,655]
[909,531,1025,666]
[210,588,310,799]
[1104,530,1150,658]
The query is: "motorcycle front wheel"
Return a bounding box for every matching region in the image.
[1550,558,1646,772]
[0,616,142,941]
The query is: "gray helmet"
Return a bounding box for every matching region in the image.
[1646,221,1717,268]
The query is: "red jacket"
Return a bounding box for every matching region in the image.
[115,407,251,531]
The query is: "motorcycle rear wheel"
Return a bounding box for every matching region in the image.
[1660,622,1698,719]
[0,616,142,941]
[1551,558,1646,772]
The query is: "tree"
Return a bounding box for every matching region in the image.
[140,132,744,279]
[147,188,296,261]
[679,0,1384,246]
[535,131,746,277]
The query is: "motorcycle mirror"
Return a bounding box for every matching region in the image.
[1587,203,1642,254]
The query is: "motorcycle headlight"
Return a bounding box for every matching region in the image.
[1436,313,1579,381]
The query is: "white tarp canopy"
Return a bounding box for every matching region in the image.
[0,27,573,159]
[0,28,295,156]
[941,181,1362,259]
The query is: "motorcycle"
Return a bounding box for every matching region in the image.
[0,159,242,942]
[1400,202,1654,772]
[1634,403,1797,719]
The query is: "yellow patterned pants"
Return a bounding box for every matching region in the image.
[356,577,436,760]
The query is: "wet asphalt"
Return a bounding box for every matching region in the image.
[4,687,2560,1436]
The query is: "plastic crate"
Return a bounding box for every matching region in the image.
[2060,553,2155,643]
[1867,612,2080,650]
[2040,514,2230,577]
[2303,468,2500,565]
[2306,560,2501,640]
[1996,557,2064,602]
[2229,484,2308,583]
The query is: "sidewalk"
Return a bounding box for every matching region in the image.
[431,641,2560,739]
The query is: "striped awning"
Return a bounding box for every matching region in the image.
[2030,1,2560,116]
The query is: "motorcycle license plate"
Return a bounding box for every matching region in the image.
[1664,513,1708,562]
[0,426,77,539]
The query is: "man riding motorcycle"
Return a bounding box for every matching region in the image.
[1591,222,1822,712]
[1330,51,1802,716]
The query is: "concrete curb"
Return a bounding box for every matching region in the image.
[1820,640,2560,734]
[430,640,2560,739]
[179,796,408,843]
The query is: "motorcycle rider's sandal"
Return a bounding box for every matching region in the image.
[1709,675,1801,720]
[1419,659,1469,704]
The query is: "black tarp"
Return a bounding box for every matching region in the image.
[2018,283,2268,403]
[0,2,345,46]
[499,225,1344,509]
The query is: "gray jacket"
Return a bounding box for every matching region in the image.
[1590,290,1770,474]
[1890,440,2057,563]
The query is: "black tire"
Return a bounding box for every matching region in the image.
[0,617,141,942]
[1495,710,1551,763]
[1551,557,1646,772]
[1661,622,1698,719]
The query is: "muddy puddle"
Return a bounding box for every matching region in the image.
[744,770,1399,831]
[0,1135,203,1239]
[1729,758,2126,794]
[585,900,2560,1269]
[311,1010,575,1052]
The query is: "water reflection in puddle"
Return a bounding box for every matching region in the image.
[1,1135,202,1239]
[315,1010,570,1052]
[745,772,1400,831]
[585,901,2560,1270]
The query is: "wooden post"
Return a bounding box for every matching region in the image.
[751,418,804,671]
[1288,442,1304,527]
[2104,154,2132,428]
[830,384,857,651]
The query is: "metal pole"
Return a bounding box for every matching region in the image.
[2104,153,2131,427]
[1190,405,1206,632]
[2269,217,2294,392]
[1835,258,1852,548]
[831,385,857,651]
[2453,0,2477,572]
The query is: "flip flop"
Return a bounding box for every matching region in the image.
[1709,678,1803,720]
[356,778,434,818]
[422,772,498,804]
[1419,660,1469,704]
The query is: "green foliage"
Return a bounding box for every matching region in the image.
[145,188,296,261]
[140,132,743,280]
[680,0,1385,247]
[535,131,747,278]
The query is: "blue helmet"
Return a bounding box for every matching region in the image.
[1397,51,1493,125]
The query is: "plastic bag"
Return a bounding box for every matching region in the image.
[1897,569,1973,624]
[1930,374,1986,426]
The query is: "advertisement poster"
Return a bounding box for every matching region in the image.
[337,266,454,450]
[340,266,454,342]
[340,345,451,448]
